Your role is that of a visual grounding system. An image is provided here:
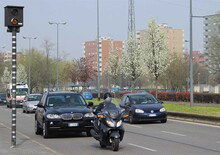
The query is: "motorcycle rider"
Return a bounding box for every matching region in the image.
[94,92,116,132]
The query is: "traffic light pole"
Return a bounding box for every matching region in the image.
[11,28,17,147]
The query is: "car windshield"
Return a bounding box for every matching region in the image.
[130,95,157,104]
[0,93,6,99]
[16,88,28,96]
[27,95,42,102]
[46,94,86,108]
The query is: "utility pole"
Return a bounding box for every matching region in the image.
[23,36,37,93]
[97,0,101,100]
[128,0,136,40]
[189,0,194,106]
[49,22,66,91]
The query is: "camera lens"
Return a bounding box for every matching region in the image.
[11,9,18,16]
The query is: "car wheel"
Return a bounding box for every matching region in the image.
[35,120,42,135]
[129,114,135,124]
[26,110,29,114]
[23,109,25,113]
[6,104,9,108]
[42,121,50,138]
[100,142,106,148]
[86,131,92,137]
[161,119,167,123]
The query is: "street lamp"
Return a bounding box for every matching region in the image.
[23,36,37,93]
[49,21,67,91]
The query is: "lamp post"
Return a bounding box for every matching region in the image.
[23,36,37,93]
[97,0,101,100]
[49,22,67,91]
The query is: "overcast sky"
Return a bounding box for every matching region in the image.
[0,0,219,59]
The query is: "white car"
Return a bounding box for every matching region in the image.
[23,94,42,113]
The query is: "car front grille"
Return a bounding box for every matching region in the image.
[61,114,72,120]
[61,113,83,120]
[72,113,83,120]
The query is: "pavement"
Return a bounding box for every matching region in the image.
[0,105,220,155]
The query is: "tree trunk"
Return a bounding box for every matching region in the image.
[155,78,158,99]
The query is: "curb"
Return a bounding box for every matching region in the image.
[167,112,220,123]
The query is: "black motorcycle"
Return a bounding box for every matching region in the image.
[90,107,127,151]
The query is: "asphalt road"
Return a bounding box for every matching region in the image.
[0,105,220,155]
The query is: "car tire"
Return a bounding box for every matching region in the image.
[129,114,135,124]
[161,119,167,123]
[86,131,92,137]
[42,121,50,138]
[23,109,25,113]
[35,120,42,135]
[100,142,106,148]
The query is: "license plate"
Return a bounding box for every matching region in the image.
[149,114,156,117]
[68,123,79,127]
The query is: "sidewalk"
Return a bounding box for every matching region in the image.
[0,123,55,155]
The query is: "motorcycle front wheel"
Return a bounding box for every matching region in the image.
[111,139,120,151]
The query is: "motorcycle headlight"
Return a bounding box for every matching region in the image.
[116,120,122,127]
[135,109,144,113]
[106,120,116,127]
[46,114,61,119]
[160,108,166,112]
[84,112,94,118]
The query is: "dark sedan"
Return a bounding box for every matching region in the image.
[119,93,167,124]
[35,92,94,138]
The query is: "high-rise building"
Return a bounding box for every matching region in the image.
[84,37,123,77]
[137,24,184,56]
[203,13,220,51]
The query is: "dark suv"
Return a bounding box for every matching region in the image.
[35,92,94,138]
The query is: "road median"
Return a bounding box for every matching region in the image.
[167,111,220,125]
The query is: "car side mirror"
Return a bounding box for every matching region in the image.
[159,101,164,104]
[37,103,44,108]
[88,102,94,107]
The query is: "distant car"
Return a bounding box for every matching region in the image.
[35,92,94,138]
[82,92,93,100]
[23,94,42,113]
[0,93,7,105]
[119,93,167,124]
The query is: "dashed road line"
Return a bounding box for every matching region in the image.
[128,143,157,152]
[161,130,186,137]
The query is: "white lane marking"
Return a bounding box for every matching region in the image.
[126,124,142,128]
[128,143,157,152]
[169,119,220,128]
[0,122,60,155]
[161,131,186,137]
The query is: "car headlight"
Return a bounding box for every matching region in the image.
[135,109,144,113]
[84,112,94,118]
[46,114,61,119]
[106,120,116,127]
[160,108,166,112]
[116,120,122,127]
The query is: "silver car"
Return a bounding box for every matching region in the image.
[23,94,42,113]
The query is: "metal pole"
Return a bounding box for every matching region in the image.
[97,0,101,100]
[11,28,17,147]
[189,0,194,106]
[56,24,59,91]
[28,38,31,93]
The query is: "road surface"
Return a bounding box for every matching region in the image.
[0,105,219,155]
